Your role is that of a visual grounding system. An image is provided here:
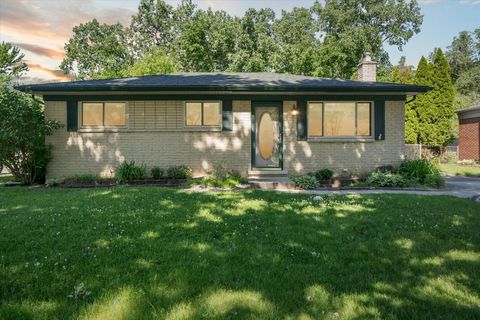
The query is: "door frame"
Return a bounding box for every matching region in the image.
[251,101,284,170]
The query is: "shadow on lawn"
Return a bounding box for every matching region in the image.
[1,187,479,319]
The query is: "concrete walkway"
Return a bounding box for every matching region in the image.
[264,175,480,200]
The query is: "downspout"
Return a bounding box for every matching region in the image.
[405,95,417,104]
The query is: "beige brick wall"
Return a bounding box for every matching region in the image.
[283,100,405,175]
[45,100,251,178]
[45,99,405,178]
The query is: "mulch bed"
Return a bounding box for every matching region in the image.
[60,178,187,188]
[317,178,362,188]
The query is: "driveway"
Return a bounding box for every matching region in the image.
[442,175,480,198]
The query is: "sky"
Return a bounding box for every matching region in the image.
[0,0,479,82]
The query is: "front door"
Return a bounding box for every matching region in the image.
[252,102,283,169]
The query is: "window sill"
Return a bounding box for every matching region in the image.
[77,127,223,133]
[78,128,127,133]
[307,137,375,143]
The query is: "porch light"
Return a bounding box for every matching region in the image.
[291,103,299,116]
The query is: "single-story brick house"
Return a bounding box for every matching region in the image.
[17,54,430,179]
[457,105,480,161]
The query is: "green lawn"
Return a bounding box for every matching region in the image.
[440,163,480,177]
[0,186,479,320]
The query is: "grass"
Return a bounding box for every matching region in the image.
[440,163,480,177]
[0,174,14,186]
[0,186,479,319]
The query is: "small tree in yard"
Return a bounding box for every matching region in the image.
[0,86,61,184]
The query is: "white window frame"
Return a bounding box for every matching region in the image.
[307,101,374,140]
[79,101,128,129]
[184,100,222,128]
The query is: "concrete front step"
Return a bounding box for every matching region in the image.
[247,170,289,178]
[248,177,296,190]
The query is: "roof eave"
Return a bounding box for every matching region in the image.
[15,85,432,94]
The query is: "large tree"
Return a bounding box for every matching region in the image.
[445,30,478,82]
[411,50,455,148]
[123,48,175,76]
[313,0,423,78]
[60,19,132,80]
[129,0,175,56]
[446,28,480,106]
[0,42,28,82]
[172,9,236,72]
[272,7,320,75]
[228,8,278,72]
[61,0,423,79]
[405,56,431,144]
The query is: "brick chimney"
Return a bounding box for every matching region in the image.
[358,52,377,82]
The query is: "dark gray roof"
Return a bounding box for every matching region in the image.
[457,105,480,114]
[457,105,480,120]
[16,72,431,94]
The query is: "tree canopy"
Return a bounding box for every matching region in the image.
[60,0,424,80]
[0,42,28,82]
[445,28,480,105]
[406,50,455,147]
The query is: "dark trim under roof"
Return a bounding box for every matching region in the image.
[16,72,431,94]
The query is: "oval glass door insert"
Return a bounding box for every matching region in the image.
[259,113,274,160]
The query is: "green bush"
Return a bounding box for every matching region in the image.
[315,168,333,181]
[45,178,64,187]
[366,171,407,188]
[399,159,440,184]
[150,167,164,179]
[291,175,319,190]
[115,161,146,183]
[167,165,193,179]
[0,86,62,184]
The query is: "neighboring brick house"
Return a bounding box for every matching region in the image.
[457,105,480,161]
[17,54,430,179]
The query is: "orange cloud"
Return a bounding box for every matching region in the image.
[1,0,134,83]
[1,0,134,44]
[15,43,66,60]
[25,60,74,81]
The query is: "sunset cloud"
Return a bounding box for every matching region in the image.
[0,0,134,82]
[15,43,66,60]
[25,60,74,81]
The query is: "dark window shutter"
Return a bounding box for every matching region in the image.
[297,99,307,140]
[66,99,78,132]
[374,99,385,140]
[222,98,233,131]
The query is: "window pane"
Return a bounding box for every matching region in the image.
[104,102,126,126]
[203,102,221,126]
[324,102,355,136]
[357,103,371,136]
[308,102,323,136]
[82,103,103,126]
[186,102,202,126]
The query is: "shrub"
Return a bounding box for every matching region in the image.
[150,167,164,179]
[291,175,319,190]
[45,178,63,187]
[366,171,407,188]
[167,165,193,179]
[399,159,439,184]
[315,168,333,181]
[115,161,146,183]
[0,86,62,184]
